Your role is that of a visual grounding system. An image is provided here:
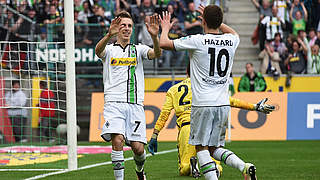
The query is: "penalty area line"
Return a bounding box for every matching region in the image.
[25,148,177,180]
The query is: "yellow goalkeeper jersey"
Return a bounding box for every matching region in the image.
[154,78,256,132]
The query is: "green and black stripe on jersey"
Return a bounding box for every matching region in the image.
[127,44,138,104]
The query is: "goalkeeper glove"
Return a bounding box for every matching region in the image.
[255,98,276,114]
[147,133,158,155]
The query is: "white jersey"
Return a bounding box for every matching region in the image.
[101,43,151,105]
[173,33,240,106]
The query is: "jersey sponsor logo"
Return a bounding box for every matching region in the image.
[110,57,137,66]
[202,77,228,85]
[289,57,299,62]
[203,39,234,46]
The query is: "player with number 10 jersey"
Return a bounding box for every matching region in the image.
[173,33,239,106]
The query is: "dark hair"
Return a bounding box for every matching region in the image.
[203,5,223,29]
[246,62,253,67]
[297,29,305,35]
[116,11,133,20]
[40,81,47,88]
[292,40,301,48]
[12,80,20,86]
[309,28,316,33]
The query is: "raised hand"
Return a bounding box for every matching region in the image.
[196,4,205,21]
[159,11,174,32]
[146,14,160,37]
[255,98,276,114]
[108,17,121,37]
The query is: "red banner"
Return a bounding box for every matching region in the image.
[0,77,15,143]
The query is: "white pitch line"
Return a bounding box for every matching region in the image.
[0,169,64,171]
[25,148,177,180]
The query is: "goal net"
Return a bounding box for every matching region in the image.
[0,41,70,170]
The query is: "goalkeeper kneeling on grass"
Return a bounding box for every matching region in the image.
[148,65,275,178]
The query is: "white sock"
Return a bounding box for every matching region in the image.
[197,150,218,180]
[213,148,245,172]
[134,149,146,172]
[111,150,124,180]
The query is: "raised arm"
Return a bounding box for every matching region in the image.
[159,11,175,50]
[289,4,294,22]
[95,17,121,59]
[301,2,308,22]
[146,15,162,59]
[219,23,239,36]
[251,0,260,9]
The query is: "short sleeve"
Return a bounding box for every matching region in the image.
[98,45,110,61]
[137,44,152,60]
[173,35,199,51]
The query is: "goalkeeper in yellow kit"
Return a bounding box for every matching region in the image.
[148,67,275,178]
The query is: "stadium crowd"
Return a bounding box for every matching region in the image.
[0,0,319,76]
[0,0,228,69]
[251,0,320,86]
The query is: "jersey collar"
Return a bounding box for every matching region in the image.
[113,43,133,52]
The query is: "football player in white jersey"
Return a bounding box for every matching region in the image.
[159,5,257,180]
[95,11,161,180]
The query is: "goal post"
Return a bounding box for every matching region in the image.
[64,0,78,171]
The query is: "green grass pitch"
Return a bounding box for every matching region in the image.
[1,140,320,179]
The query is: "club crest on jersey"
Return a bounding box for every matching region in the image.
[130,46,136,58]
[110,57,137,66]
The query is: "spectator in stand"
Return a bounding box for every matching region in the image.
[167,0,187,23]
[284,38,308,86]
[305,31,320,74]
[137,0,157,43]
[161,4,185,68]
[286,33,295,53]
[74,10,91,47]
[273,0,291,24]
[88,5,111,45]
[2,9,17,31]
[238,63,267,92]
[139,0,156,18]
[44,4,63,42]
[78,1,93,23]
[251,0,272,19]
[12,9,39,39]
[260,5,285,47]
[289,2,308,36]
[251,0,272,50]
[291,0,307,20]
[44,4,61,24]
[34,0,50,25]
[5,80,28,143]
[307,44,320,74]
[308,28,318,47]
[184,2,202,35]
[74,0,83,12]
[98,0,116,20]
[271,32,288,73]
[259,41,282,76]
[38,81,56,143]
[116,0,131,15]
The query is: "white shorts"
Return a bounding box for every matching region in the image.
[189,106,230,147]
[100,102,147,144]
